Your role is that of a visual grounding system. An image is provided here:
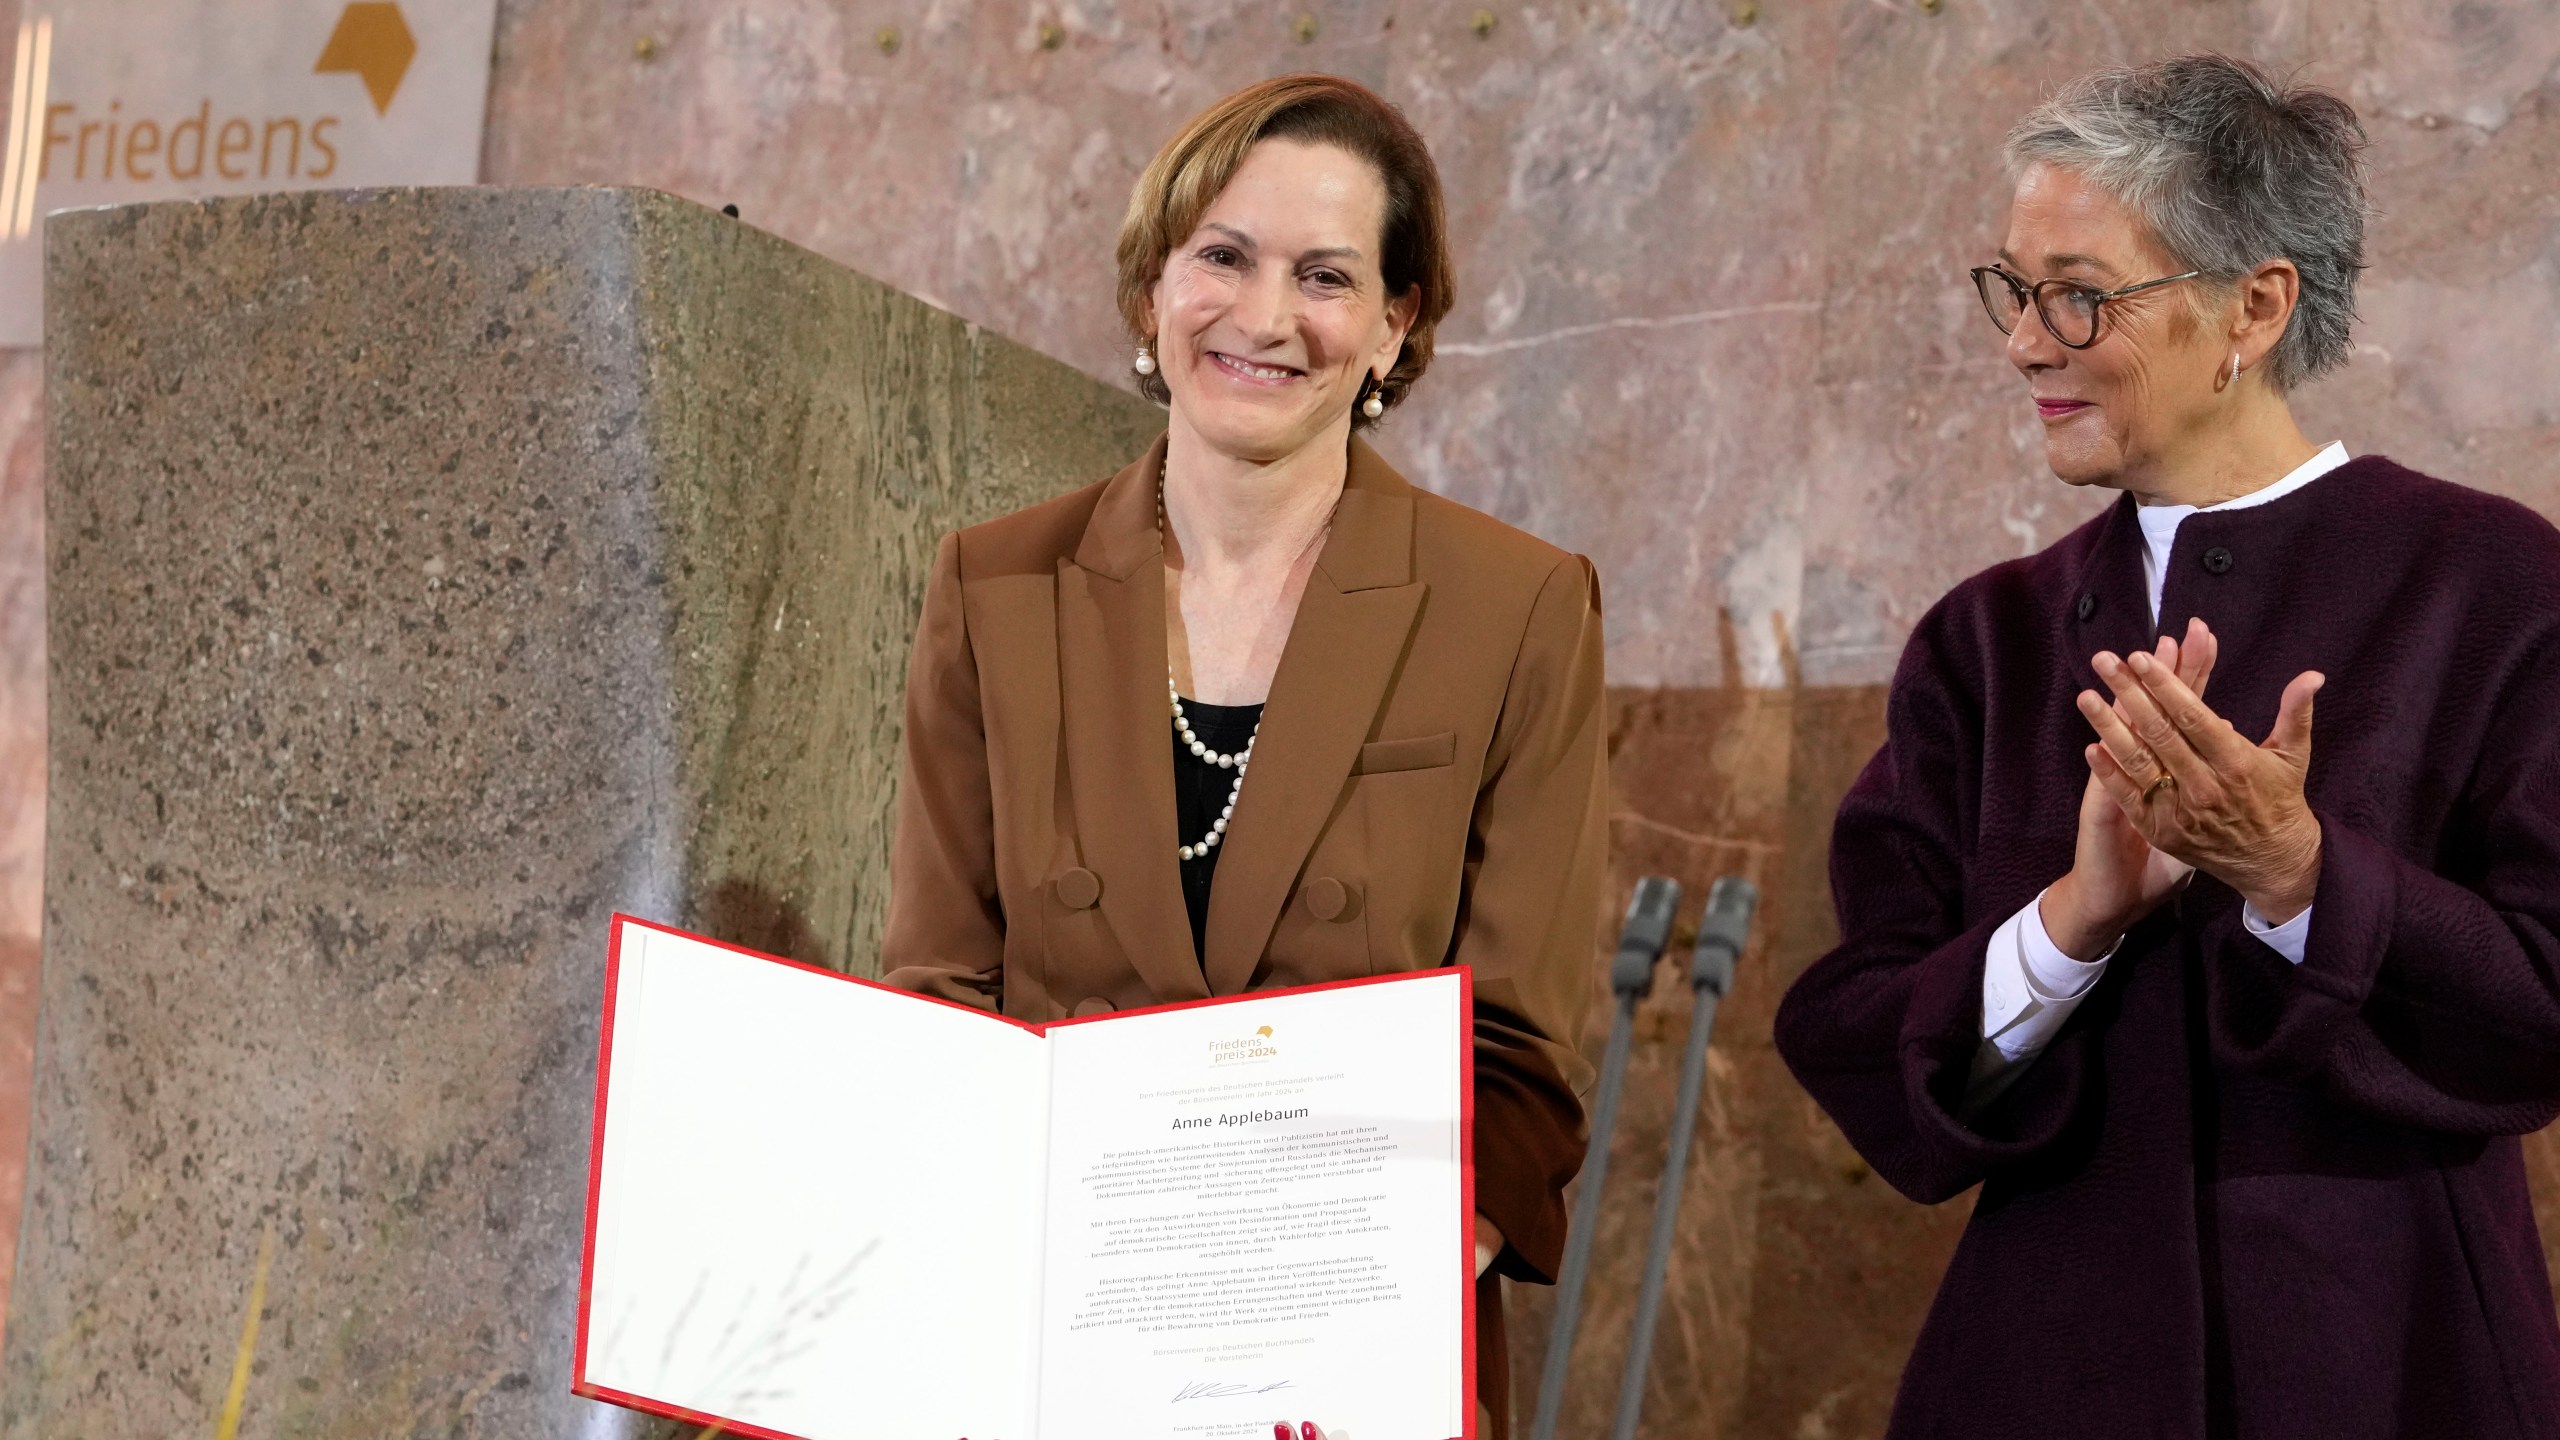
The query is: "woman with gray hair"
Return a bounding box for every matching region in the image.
[1777,54,2560,1437]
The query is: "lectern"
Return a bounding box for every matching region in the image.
[0,187,1159,1438]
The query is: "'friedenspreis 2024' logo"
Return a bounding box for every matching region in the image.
[1206,1024,1277,1066]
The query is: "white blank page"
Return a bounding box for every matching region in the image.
[583,921,1050,1440]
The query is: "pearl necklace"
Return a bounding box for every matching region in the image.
[1162,482,1259,862]
[1168,679,1252,862]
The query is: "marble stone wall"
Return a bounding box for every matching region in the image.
[0,0,2554,1434]
[476,0,2560,690]
[0,348,33,1342]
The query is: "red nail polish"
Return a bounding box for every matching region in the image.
[1304,1423,1321,1440]
[1276,1425,1293,1440]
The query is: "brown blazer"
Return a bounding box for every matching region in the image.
[881,434,1607,1430]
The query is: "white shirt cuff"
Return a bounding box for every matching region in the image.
[2242,902,2312,965]
[1980,890,2112,1061]
[1970,890,2115,1113]
[2018,896,2111,1002]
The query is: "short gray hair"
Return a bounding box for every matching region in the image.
[2007,55,2369,390]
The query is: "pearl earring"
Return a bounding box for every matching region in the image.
[1361,381,1385,419]
[1133,346,1156,377]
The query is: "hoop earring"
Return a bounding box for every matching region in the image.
[1133,345,1156,377]
[2227,352,2241,390]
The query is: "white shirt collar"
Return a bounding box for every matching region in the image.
[2137,441,2349,624]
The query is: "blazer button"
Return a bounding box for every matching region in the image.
[1072,997,1113,1018]
[2075,592,2097,622]
[2201,546,2234,575]
[1303,876,1353,922]
[1054,867,1102,910]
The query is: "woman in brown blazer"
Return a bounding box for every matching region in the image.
[880,74,1608,1438]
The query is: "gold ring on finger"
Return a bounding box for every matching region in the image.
[2144,773,2177,801]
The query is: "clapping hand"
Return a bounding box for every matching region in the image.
[2041,621,2221,960]
[2077,623,2323,925]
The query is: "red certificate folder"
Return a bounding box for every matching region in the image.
[575,915,1476,1440]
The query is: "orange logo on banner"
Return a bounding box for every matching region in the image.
[313,3,415,116]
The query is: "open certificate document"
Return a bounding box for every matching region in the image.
[577,915,1475,1440]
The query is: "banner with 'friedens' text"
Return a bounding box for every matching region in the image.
[0,1,497,346]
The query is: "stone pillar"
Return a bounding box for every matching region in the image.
[1,187,1160,1438]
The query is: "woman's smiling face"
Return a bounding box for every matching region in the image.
[2000,161,2229,490]
[1149,138,1417,465]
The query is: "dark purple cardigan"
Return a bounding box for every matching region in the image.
[1774,457,2560,1439]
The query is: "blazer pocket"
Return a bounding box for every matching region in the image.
[1353,731,1456,774]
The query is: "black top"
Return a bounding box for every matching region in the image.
[1173,697,1262,965]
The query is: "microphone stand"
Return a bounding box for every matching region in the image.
[1527,876,1679,1440]
[1606,876,1759,1440]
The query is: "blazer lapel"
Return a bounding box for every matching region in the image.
[1058,436,1210,1004]
[1201,440,1425,994]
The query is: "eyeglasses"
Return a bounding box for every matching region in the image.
[1968,265,2202,349]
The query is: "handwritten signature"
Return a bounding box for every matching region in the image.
[1172,1379,1298,1402]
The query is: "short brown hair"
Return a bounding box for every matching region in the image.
[1115,74,1454,428]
